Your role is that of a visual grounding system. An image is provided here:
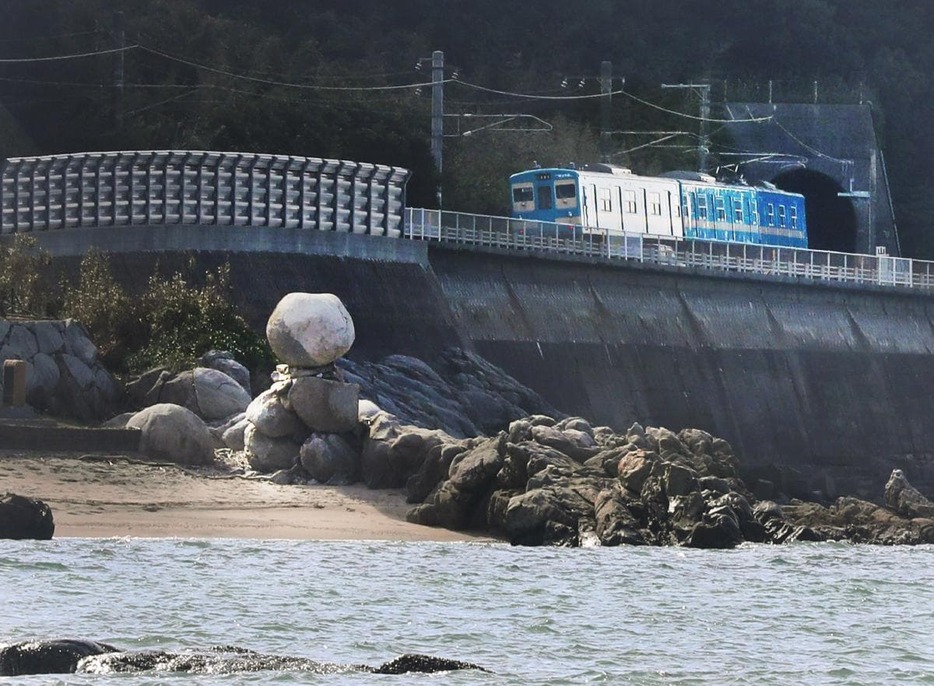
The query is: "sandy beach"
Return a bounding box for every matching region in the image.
[0,450,490,542]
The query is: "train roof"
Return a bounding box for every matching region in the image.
[510,165,804,199]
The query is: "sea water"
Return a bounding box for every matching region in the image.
[1,539,932,685]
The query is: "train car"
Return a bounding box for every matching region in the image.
[509,164,683,238]
[509,165,807,248]
[752,185,808,248]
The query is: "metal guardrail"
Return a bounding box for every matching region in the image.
[405,208,934,291]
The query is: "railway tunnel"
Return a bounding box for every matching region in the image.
[723,102,896,255]
[772,168,858,253]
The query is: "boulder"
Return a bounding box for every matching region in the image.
[884,469,934,519]
[200,350,252,395]
[299,433,360,485]
[244,424,302,473]
[0,493,54,539]
[127,403,216,466]
[220,416,250,452]
[246,384,306,439]
[288,376,359,433]
[160,367,251,422]
[266,292,355,367]
[360,412,405,489]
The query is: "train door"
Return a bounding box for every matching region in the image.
[581,184,597,228]
[620,184,639,233]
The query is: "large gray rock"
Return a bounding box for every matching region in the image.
[0,493,54,540]
[244,423,301,473]
[200,350,252,395]
[299,433,360,485]
[0,319,120,422]
[246,384,306,439]
[884,469,934,519]
[158,368,251,422]
[288,376,359,433]
[127,403,216,466]
[266,292,355,367]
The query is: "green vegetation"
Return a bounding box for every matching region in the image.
[0,235,52,318]
[2,1,933,255]
[12,240,270,374]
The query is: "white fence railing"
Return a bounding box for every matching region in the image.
[405,208,934,291]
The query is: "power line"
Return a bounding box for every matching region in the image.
[138,45,446,92]
[455,80,627,101]
[620,89,771,124]
[0,29,104,43]
[0,45,137,63]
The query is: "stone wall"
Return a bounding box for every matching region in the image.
[0,319,121,421]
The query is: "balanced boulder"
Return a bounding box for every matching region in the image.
[266,293,355,368]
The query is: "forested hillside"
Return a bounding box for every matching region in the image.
[1,1,933,257]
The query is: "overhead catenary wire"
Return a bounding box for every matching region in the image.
[138,45,449,92]
[0,45,137,63]
[619,89,772,124]
[0,43,777,129]
[0,29,104,43]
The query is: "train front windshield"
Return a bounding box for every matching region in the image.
[510,171,578,218]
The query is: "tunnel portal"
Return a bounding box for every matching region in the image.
[772,168,858,253]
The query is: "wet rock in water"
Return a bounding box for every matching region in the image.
[0,639,118,676]
[0,493,55,540]
[370,653,488,674]
[0,640,487,676]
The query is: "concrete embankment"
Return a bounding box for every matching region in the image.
[428,245,934,499]
[27,226,934,498]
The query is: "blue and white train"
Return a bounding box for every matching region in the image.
[509,164,807,248]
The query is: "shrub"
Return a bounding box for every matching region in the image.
[61,253,271,375]
[61,250,138,368]
[125,262,272,374]
[0,234,52,318]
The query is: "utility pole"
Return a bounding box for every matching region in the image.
[698,84,710,172]
[431,50,444,207]
[112,10,125,132]
[600,61,612,163]
[661,82,711,172]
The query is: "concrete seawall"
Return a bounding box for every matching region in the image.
[25,227,934,498]
[427,246,934,498]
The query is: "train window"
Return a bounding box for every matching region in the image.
[648,192,661,216]
[766,203,775,226]
[554,181,577,209]
[790,206,798,228]
[778,205,787,227]
[716,197,726,221]
[733,199,744,223]
[624,189,637,214]
[555,181,577,200]
[537,185,553,210]
[696,193,707,220]
[512,185,534,204]
[600,187,612,211]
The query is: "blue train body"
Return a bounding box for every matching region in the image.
[509,164,807,248]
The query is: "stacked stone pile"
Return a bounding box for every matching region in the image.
[0,319,120,421]
[239,292,362,480]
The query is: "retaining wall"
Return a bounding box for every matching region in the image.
[22,226,934,497]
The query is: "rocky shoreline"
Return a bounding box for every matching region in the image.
[2,295,934,547]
